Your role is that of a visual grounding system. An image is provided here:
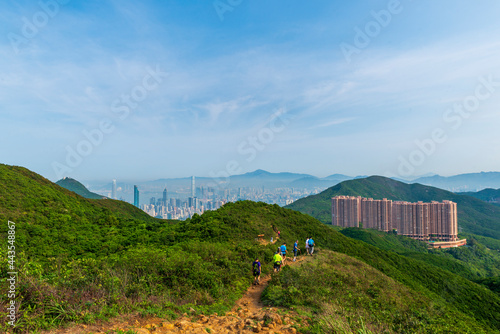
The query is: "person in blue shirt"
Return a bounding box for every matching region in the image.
[293,240,300,262]
[252,258,261,285]
[280,243,287,263]
[308,237,315,255]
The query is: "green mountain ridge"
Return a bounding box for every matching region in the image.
[461,188,500,205]
[286,175,500,240]
[56,177,105,199]
[339,227,500,280]
[1,164,500,333]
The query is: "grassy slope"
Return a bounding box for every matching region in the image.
[462,188,500,204]
[222,202,500,332]
[264,250,489,333]
[56,177,105,199]
[0,164,167,259]
[1,165,500,332]
[340,228,500,280]
[286,175,500,240]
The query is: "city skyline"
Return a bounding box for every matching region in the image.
[2,1,500,182]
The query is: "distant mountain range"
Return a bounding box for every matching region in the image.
[412,172,500,192]
[85,169,359,200]
[84,170,500,199]
[286,176,500,240]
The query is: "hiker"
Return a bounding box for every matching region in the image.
[252,258,261,285]
[280,243,287,263]
[278,230,281,239]
[273,251,283,272]
[305,237,310,255]
[308,237,315,255]
[293,240,300,261]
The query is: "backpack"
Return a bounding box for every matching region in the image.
[253,262,260,274]
[308,239,314,247]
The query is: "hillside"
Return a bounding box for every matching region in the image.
[2,165,500,333]
[340,228,500,280]
[0,164,163,259]
[56,177,105,199]
[461,188,500,205]
[286,175,500,240]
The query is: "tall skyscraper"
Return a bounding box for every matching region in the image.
[163,186,167,206]
[112,179,117,199]
[134,185,140,207]
[191,176,195,198]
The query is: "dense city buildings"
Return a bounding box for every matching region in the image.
[332,196,460,243]
[138,185,315,220]
[102,179,322,220]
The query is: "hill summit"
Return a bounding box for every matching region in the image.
[56,177,105,199]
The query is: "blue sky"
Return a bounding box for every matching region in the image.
[1,0,500,181]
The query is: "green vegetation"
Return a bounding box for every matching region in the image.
[474,277,500,296]
[286,176,500,240]
[55,177,105,200]
[461,188,500,205]
[263,251,490,333]
[340,228,500,280]
[1,164,500,333]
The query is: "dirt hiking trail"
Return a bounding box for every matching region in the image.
[44,246,313,334]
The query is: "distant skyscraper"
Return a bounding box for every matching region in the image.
[112,179,117,199]
[163,186,167,206]
[191,176,195,197]
[134,185,140,207]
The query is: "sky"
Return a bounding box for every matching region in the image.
[1,0,500,182]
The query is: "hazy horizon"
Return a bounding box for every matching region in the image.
[2,1,500,182]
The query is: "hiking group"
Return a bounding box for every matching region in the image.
[269,236,315,274]
[253,233,316,282]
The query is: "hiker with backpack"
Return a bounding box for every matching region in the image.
[280,243,287,263]
[293,240,300,262]
[308,237,315,255]
[252,258,261,285]
[305,237,310,255]
[273,251,283,272]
